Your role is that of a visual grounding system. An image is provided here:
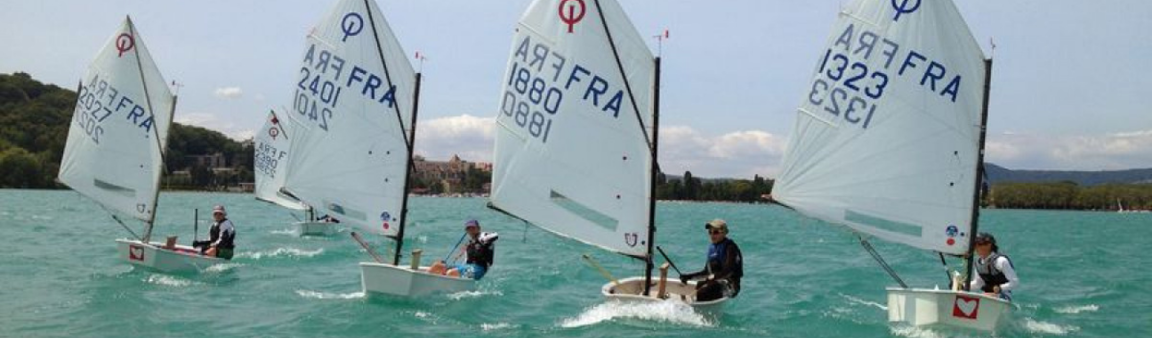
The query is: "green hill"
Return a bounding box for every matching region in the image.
[0,72,252,189]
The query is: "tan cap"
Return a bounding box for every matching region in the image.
[704,219,728,233]
[212,205,226,215]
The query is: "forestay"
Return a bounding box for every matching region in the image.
[254,110,307,210]
[489,0,656,257]
[58,17,174,223]
[772,0,987,255]
[283,0,416,236]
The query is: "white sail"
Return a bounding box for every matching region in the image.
[58,17,175,223]
[283,0,416,236]
[773,0,987,255]
[489,0,656,257]
[254,110,307,210]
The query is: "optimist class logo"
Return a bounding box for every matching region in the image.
[558,0,586,33]
[116,33,135,58]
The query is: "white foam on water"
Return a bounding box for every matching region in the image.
[269,228,297,236]
[144,274,197,287]
[294,289,365,300]
[480,322,513,331]
[559,300,713,328]
[889,326,943,338]
[839,292,888,311]
[1054,304,1099,314]
[204,263,244,273]
[236,247,324,260]
[447,290,503,300]
[1023,318,1079,335]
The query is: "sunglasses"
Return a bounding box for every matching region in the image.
[708,229,724,235]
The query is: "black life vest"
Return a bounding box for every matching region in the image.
[975,252,1012,293]
[465,233,496,268]
[209,219,236,249]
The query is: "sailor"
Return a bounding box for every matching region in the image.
[969,232,1018,301]
[193,205,236,260]
[318,214,340,223]
[680,219,743,301]
[429,219,498,280]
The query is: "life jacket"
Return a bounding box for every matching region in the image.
[706,238,744,284]
[209,219,236,249]
[465,232,497,268]
[975,252,1012,293]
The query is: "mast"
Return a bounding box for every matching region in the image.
[963,58,993,289]
[127,16,167,244]
[642,57,661,295]
[393,72,422,265]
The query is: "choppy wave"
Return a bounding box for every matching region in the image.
[481,322,513,331]
[559,300,713,328]
[1054,304,1099,314]
[447,289,503,300]
[1023,318,1079,335]
[144,274,197,287]
[269,229,297,236]
[236,248,324,260]
[295,290,365,300]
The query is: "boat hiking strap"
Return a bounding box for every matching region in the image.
[858,235,907,288]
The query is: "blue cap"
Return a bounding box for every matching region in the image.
[464,219,480,229]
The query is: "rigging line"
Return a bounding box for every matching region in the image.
[361,0,412,151]
[859,234,907,288]
[591,0,655,156]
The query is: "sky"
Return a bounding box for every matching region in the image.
[2,0,1150,178]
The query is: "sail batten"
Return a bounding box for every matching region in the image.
[283,0,416,237]
[773,0,988,256]
[490,0,655,258]
[58,18,174,225]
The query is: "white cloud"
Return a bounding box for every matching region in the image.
[175,112,253,141]
[985,130,1152,170]
[415,114,495,161]
[213,87,243,99]
[659,126,787,178]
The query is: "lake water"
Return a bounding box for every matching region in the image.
[1,190,1147,337]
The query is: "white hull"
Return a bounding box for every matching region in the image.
[887,287,1011,331]
[359,262,476,297]
[602,276,729,314]
[295,221,338,236]
[115,239,223,273]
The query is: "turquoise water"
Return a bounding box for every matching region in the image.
[1,189,1148,337]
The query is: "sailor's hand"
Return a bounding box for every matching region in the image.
[679,275,689,284]
[992,285,1001,293]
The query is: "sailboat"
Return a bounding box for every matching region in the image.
[488,0,726,309]
[771,0,1007,331]
[253,109,335,236]
[282,0,474,296]
[59,17,222,273]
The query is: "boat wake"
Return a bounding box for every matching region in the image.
[447,289,503,300]
[144,274,197,287]
[839,292,887,311]
[1054,304,1099,314]
[236,248,324,260]
[270,228,297,236]
[204,263,244,273]
[295,289,365,300]
[559,301,713,328]
[1022,318,1079,335]
[889,326,945,338]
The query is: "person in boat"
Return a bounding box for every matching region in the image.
[428,219,498,280]
[680,219,743,302]
[317,214,340,223]
[192,205,236,260]
[968,232,1018,301]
